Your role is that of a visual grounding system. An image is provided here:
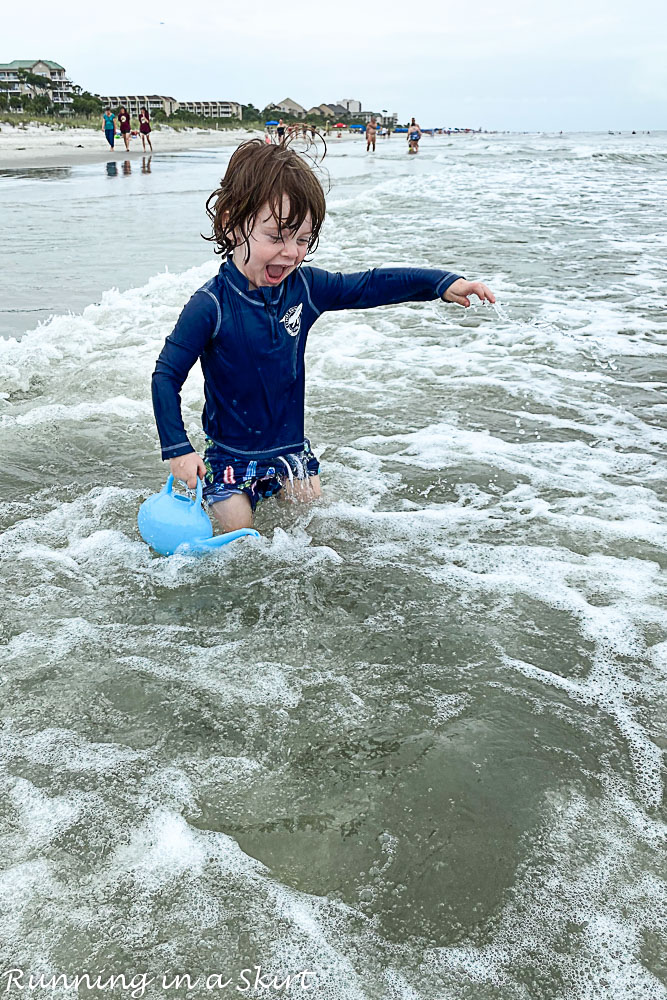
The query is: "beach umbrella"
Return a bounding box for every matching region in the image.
[265,120,279,125]
[334,123,346,128]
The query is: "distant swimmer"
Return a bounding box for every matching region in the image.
[407,118,422,154]
[276,119,286,145]
[365,116,378,152]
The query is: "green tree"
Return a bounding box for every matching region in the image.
[241,103,261,121]
[33,94,52,115]
[72,91,102,117]
[17,69,53,95]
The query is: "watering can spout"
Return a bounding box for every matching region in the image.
[175,528,260,555]
[137,477,259,556]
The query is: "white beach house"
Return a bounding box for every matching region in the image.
[0,59,74,112]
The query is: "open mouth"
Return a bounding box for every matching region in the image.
[265,264,289,283]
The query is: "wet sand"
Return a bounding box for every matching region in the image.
[0,124,264,170]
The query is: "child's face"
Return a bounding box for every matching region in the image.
[232,198,312,290]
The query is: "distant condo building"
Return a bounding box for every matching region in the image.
[307,104,338,117]
[97,94,241,119]
[323,103,349,118]
[98,95,178,116]
[272,97,307,116]
[357,110,398,126]
[0,60,74,111]
[178,100,241,119]
[292,97,398,127]
[1,62,393,127]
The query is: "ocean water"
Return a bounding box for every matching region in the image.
[0,133,666,999]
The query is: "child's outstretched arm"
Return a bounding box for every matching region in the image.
[442,278,495,307]
[301,266,494,314]
[151,290,218,488]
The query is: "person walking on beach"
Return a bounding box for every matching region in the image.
[407,117,422,153]
[138,107,153,153]
[276,119,286,145]
[151,139,495,532]
[102,108,115,150]
[366,117,378,152]
[118,106,132,152]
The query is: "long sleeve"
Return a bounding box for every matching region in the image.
[301,265,462,314]
[151,289,220,460]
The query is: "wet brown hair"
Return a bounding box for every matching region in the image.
[205,137,327,263]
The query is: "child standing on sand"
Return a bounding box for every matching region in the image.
[138,107,153,153]
[102,108,115,149]
[151,139,495,531]
[117,106,131,151]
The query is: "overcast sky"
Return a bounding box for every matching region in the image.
[3,0,665,130]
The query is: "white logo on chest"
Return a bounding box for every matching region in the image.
[280,303,303,338]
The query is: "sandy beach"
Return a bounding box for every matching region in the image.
[0,122,266,169]
[0,122,364,169]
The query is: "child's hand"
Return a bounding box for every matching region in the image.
[443,278,496,307]
[169,452,206,490]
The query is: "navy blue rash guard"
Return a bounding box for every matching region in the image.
[151,258,462,462]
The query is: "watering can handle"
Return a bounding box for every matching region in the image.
[161,474,204,507]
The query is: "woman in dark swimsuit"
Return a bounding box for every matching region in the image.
[118,106,131,152]
[139,107,153,152]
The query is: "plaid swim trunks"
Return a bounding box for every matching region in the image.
[203,438,320,511]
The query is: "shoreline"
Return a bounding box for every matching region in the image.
[0,123,372,171]
[0,124,265,170]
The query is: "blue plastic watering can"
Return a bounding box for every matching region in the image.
[137,475,259,556]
